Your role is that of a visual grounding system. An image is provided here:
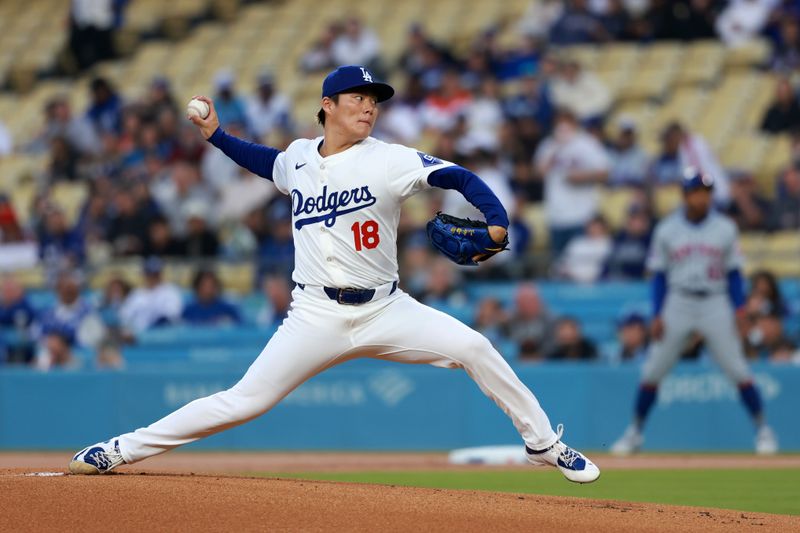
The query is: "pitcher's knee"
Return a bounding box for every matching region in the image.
[213,386,277,423]
[457,333,499,366]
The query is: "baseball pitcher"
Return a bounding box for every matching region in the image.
[69,66,599,483]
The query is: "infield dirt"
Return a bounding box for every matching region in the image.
[1,453,799,532]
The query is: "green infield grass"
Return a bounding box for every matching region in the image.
[261,469,800,516]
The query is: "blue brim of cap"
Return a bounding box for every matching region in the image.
[331,82,395,102]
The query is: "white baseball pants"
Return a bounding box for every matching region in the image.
[118,287,558,463]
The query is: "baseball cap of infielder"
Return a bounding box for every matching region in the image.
[322,65,394,102]
[682,167,714,191]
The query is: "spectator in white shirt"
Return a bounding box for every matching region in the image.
[69,0,119,69]
[716,0,776,48]
[557,215,613,283]
[245,71,292,142]
[535,109,611,253]
[217,171,276,224]
[34,96,101,157]
[118,257,183,334]
[331,17,381,70]
[671,121,731,206]
[460,77,505,152]
[0,121,11,157]
[551,60,611,122]
[151,161,215,237]
[517,0,564,39]
[420,69,472,132]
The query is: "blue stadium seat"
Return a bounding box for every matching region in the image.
[135,325,275,348]
[122,345,265,364]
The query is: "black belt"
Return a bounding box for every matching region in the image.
[297,281,398,305]
[679,289,711,298]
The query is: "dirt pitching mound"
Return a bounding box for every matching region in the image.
[4,451,799,474]
[1,469,797,533]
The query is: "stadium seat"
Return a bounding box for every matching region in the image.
[598,188,636,230]
[564,45,599,70]
[756,137,791,198]
[653,186,682,217]
[654,87,709,127]
[136,325,273,349]
[597,43,641,73]
[720,135,769,173]
[724,38,771,69]
[616,67,677,102]
[89,263,144,291]
[766,231,800,257]
[521,205,549,251]
[217,262,256,294]
[639,42,684,70]
[12,265,45,288]
[50,182,88,225]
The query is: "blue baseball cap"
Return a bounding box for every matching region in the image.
[682,167,714,191]
[617,311,647,328]
[322,66,394,102]
[143,256,164,275]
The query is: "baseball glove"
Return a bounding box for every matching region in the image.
[426,212,509,266]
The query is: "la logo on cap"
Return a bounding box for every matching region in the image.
[360,67,373,83]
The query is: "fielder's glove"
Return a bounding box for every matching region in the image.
[426,212,509,266]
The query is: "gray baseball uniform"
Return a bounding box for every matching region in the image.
[642,210,751,384]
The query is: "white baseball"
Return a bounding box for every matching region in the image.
[187,98,210,119]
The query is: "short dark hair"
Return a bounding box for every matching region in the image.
[192,268,220,292]
[316,94,339,126]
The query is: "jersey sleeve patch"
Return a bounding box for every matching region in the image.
[417,151,443,168]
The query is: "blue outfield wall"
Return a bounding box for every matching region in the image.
[0,361,797,452]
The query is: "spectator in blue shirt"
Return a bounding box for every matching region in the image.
[37,205,85,280]
[257,274,292,328]
[87,77,122,135]
[549,0,608,45]
[503,73,554,131]
[0,275,37,364]
[257,200,295,285]
[213,70,249,129]
[34,271,105,370]
[182,269,242,326]
[604,204,653,280]
[648,123,683,186]
[0,275,37,329]
[616,312,649,363]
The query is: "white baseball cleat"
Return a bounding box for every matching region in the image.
[755,425,778,455]
[610,424,644,456]
[526,424,600,484]
[69,438,126,474]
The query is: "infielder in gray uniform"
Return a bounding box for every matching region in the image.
[612,169,778,455]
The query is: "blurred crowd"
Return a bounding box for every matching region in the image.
[414,265,798,365]
[1,0,800,369]
[0,258,295,370]
[0,263,797,370]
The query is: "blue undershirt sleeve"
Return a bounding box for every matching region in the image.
[652,271,667,316]
[207,127,281,180]
[726,269,745,309]
[427,166,509,228]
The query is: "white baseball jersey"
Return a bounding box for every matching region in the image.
[647,210,742,294]
[271,136,454,289]
[535,131,611,228]
[115,133,563,468]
